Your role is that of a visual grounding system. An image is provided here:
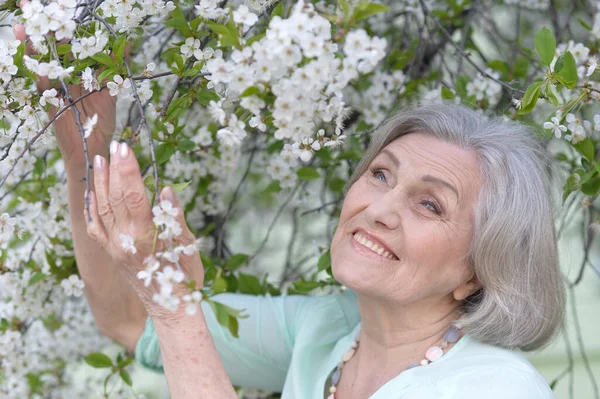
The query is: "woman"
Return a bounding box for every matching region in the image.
[89,104,567,397]
[134,104,566,399]
[15,25,565,398]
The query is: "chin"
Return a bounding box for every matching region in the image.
[331,251,374,294]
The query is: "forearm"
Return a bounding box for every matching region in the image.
[66,164,147,333]
[153,310,238,399]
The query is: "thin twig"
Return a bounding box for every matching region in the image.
[419,0,524,95]
[216,147,257,258]
[569,284,599,398]
[92,13,161,204]
[49,39,94,221]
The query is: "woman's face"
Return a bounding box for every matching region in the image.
[330,132,482,304]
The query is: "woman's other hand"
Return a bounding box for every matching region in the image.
[13,18,116,168]
[84,141,205,321]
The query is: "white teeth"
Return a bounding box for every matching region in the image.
[353,232,397,260]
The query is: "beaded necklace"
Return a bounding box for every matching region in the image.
[325,321,463,399]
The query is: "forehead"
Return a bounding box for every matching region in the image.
[377,132,482,200]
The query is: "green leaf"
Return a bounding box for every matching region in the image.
[28,272,47,286]
[573,138,595,163]
[271,1,283,17]
[328,177,346,193]
[113,36,127,65]
[212,277,228,294]
[207,19,240,48]
[165,5,192,37]
[339,0,350,18]
[557,51,578,88]
[200,251,214,268]
[85,353,113,368]
[178,139,196,151]
[582,176,600,196]
[579,18,592,31]
[119,370,132,386]
[351,1,389,22]
[196,89,220,106]
[171,180,192,192]
[562,174,581,203]
[455,76,469,98]
[517,81,542,115]
[225,254,249,270]
[553,55,564,73]
[544,85,559,106]
[207,299,247,338]
[91,53,116,69]
[264,180,281,193]
[487,60,509,76]
[182,68,201,77]
[534,27,556,66]
[297,167,321,180]
[513,57,529,79]
[237,273,263,295]
[97,68,116,84]
[291,278,322,294]
[441,86,456,100]
[318,249,331,272]
[241,86,260,97]
[207,300,230,330]
[57,43,72,56]
[228,314,239,338]
[155,142,177,165]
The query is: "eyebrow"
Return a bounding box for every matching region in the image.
[422,174,459,199]
[377,150,459,200]
[380,149,400,168]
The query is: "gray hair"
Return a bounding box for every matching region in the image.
[345,103,566,351]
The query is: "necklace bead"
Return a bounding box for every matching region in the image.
[325,321,463,399]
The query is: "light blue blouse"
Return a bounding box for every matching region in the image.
[135,288,554,398]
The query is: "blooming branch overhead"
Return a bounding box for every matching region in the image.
[0,0,598,397]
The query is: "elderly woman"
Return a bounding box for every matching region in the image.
[11,14,563,387]
[58,97,565,398]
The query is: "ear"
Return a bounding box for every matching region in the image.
[453,274,482,302]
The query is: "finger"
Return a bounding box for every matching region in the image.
[93,153,117,234]
[84,190,110,248]
[108,141,132,231]
[117,142,153,225]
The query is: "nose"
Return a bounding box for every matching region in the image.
[364,190,401,231]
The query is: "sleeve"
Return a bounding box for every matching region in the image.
[134,292,313,392]
[403,367,554,399]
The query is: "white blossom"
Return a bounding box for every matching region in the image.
[107,75,131,97]
[543,117,567,138]
[60,274,85,297]
[83,114,98,139]
[119,233,137,254]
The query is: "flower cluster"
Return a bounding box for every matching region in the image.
[466,68,502,107]
[20,0,77,53]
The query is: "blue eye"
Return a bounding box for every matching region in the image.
[421,200,441,215]
[370,167,386,182]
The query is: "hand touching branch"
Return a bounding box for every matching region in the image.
[84,140,205,322]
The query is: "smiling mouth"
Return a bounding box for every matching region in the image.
[352,231,399,260]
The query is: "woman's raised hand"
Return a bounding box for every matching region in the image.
[13,20,116,168]
[84,141,205,321]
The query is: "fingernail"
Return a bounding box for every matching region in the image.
[120,143,129,159]
[110,141,119,155]
[94,155,102,169]
[84,189,88,200]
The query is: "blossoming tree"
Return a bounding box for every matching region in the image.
[0,0,598,397]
